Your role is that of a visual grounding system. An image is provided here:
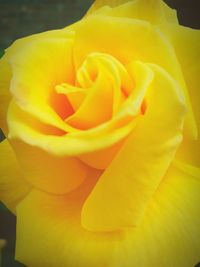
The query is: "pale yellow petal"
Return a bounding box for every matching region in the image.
[15,163,200,267]
[0,139,31,213]
[81,63,186,231]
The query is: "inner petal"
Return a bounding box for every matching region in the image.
[7,62,149,158]
[66,71,114,129]
[78,61,153,169]
[55,83,86,112]
[66,53,133,130]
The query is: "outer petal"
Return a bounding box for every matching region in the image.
[74,15,178,69]
[81,63,186,231]
[86,0,178,24]
[0,139,31,213]
[15,163,200,267]
[0,57,12,135]
[7,31,75,133]
[6,28,74,58]
[168,25,200,167]
[0,28,74,136]
[9,139,89,195]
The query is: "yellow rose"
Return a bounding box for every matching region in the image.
[0,0,200,266]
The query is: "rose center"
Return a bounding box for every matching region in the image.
[55,52,134,130]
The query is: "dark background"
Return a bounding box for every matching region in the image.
[0,0,200,266]
[0,0,93,50]
[0,0,200,50]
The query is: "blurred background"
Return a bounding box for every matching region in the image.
[0,0,200,50]
[0,0,200,266]
[0,0,93,50]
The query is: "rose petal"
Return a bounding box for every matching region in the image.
[7,31,75,132]
[66,53,132,129]
[7,61,151,157]
[168,25,200,167]
[0,29,75,134]
[86,0,200,157]
[81,63,186,231]
[55,84,86,111]
[6,28,74,57]
[74,14,196,139]
[78,60,153,169]
[0,139,31,213]
[15,162,200,267]
[74,15,176,68]
[0,57,12,135]
[9,139,89,195]
[8,100,136,156]
[87,0,178,24]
